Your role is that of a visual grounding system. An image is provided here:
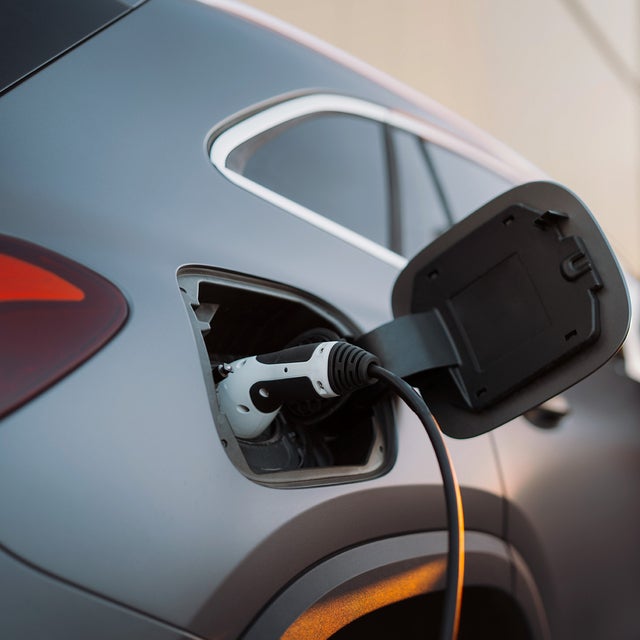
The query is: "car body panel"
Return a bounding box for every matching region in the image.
[0,0,503,637]
[0,546,200,640]
[495,362,640,639]
[1,0,637,638]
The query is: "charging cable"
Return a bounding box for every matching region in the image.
[368,363,464,640]
[216,341,463,640]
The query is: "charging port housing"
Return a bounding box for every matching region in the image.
[178,266,393,487]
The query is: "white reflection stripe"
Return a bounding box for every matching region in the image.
[209,93,542,268]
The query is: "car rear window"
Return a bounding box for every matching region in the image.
[0,0,138,95]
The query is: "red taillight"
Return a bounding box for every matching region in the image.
[0,234,128,418]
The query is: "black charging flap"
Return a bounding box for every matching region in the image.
[366,182,630,438]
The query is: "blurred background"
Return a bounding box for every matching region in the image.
[241,0,640,277]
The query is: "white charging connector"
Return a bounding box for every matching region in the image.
[216,341,378,439]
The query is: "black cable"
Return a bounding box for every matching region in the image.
[217,340,464,638]
[368,363,464,640]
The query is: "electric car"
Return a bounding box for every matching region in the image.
[1,1,639,639]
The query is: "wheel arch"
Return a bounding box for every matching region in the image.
[242,530,549,639]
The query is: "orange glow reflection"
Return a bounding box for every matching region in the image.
[281,560,446,640]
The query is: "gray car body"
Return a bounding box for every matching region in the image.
[1,1,639,638]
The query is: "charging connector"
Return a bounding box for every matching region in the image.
[216,341,378,440]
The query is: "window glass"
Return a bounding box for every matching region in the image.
[0,0,131,94]
[426,143,513,222]
[391,128,450,257]
[228,114,389,247]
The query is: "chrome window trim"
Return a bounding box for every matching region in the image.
[209,93,540,268]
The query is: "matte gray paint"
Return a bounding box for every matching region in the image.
[495,362,640,639]
[1,0,636,638]
[0,547,201,639]
[0,0,503,638]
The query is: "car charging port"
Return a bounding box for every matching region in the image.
[178,266,393,487]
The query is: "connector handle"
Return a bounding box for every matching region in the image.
[216,341,378,440]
